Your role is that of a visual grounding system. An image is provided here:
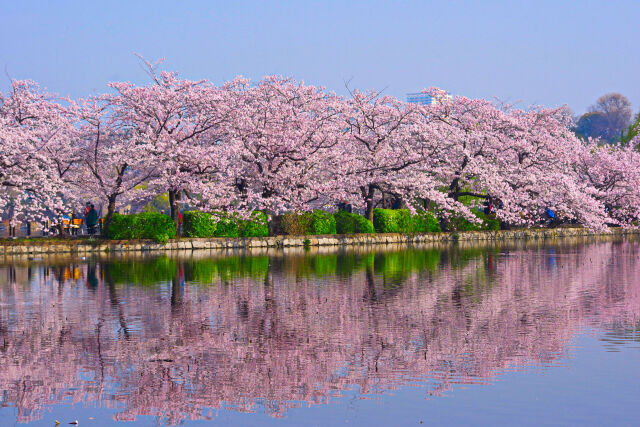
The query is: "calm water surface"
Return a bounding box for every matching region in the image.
[0,238,639,426]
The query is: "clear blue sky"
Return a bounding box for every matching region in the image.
[1,0,638,114]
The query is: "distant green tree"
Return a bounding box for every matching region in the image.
[621,111,640,147]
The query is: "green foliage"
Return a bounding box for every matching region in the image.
[239,211,269,237]
[373,209,441,233]
[141,192,170,213]
[307,210,337,235]
[107,212,176,243]
[282,210,336,235]
[621,112,639,146]
[213,215,240,238]
[183,211,217,238]
[334,210,375,234]
[183,210,268,238]
[281,212,312,235]
[413,211,442,232]
[107,213,137,240]
[373,209,398,233]
[448,210,501,231]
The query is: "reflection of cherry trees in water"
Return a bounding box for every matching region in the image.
[0,239,639,424]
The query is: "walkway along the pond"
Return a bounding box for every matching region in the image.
[0,227,638,256]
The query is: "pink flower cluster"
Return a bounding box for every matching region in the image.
[2,60,639,229]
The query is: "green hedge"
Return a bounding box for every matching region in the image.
[307,210,337,234]
[282,210,337,235]
[239,211,269,237]
[281,212,311,235]
[334,210,375,234]
[183,211,217,238]
[373,209,441,233]
[448,210,501,231]
[107,212,176,243]
[183,210,268,238]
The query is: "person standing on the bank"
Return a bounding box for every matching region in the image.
[83,202,91,234]
[86,204,98,235]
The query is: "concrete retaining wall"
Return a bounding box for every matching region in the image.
[0,227,637,257]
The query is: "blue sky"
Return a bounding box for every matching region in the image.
[1,0,638,114]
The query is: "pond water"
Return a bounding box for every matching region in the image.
[0,237,639,426]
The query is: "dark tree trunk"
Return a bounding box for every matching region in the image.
[363,185,376,222]
[169,189,181,237]
[102,197,117,238]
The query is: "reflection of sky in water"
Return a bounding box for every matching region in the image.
[0,237,639,425]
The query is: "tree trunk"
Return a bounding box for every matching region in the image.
[363,185,376,222]
[102,197,117,238]
[169,189,181,237]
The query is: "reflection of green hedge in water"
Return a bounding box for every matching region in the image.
[335,253,374,277]
[183,256,270,284]
[106,257,177,286]
[373,250,441,284]
[104,247,498,287]
[283,254,339,278]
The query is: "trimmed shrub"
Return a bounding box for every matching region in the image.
[334,210,375,234]
[106,213,138,240]
[448,210,501,231]
[281,210,336,235]
[281,212,311,235]
[335,210,356,234]
[411,211,442,232]
[307,210,337,235]
[137,212,176,244]
[213,216,240,238]
[106,212,175,243]
[183,211,217,238]
[395,209,413,232]
[239,211,269,237]
[373,209,399,233]
[184,210,268,238]
[373,209,441,233]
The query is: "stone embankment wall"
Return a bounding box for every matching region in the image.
[0,227,637,257]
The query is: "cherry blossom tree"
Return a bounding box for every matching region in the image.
[0,80,77,231]
[416,89,608,229]
[336,89,461,221]
[225,76,345,213]
[108,57,237,232]
[576,141,640,227]
[69,96,159,235]
[3,68,640,233]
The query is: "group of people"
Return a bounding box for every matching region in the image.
[63,203,99,235]
[83,203,99,235]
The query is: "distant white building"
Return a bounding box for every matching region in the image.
[406,91,452,105]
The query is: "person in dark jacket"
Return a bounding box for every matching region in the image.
[86,204,99,235]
